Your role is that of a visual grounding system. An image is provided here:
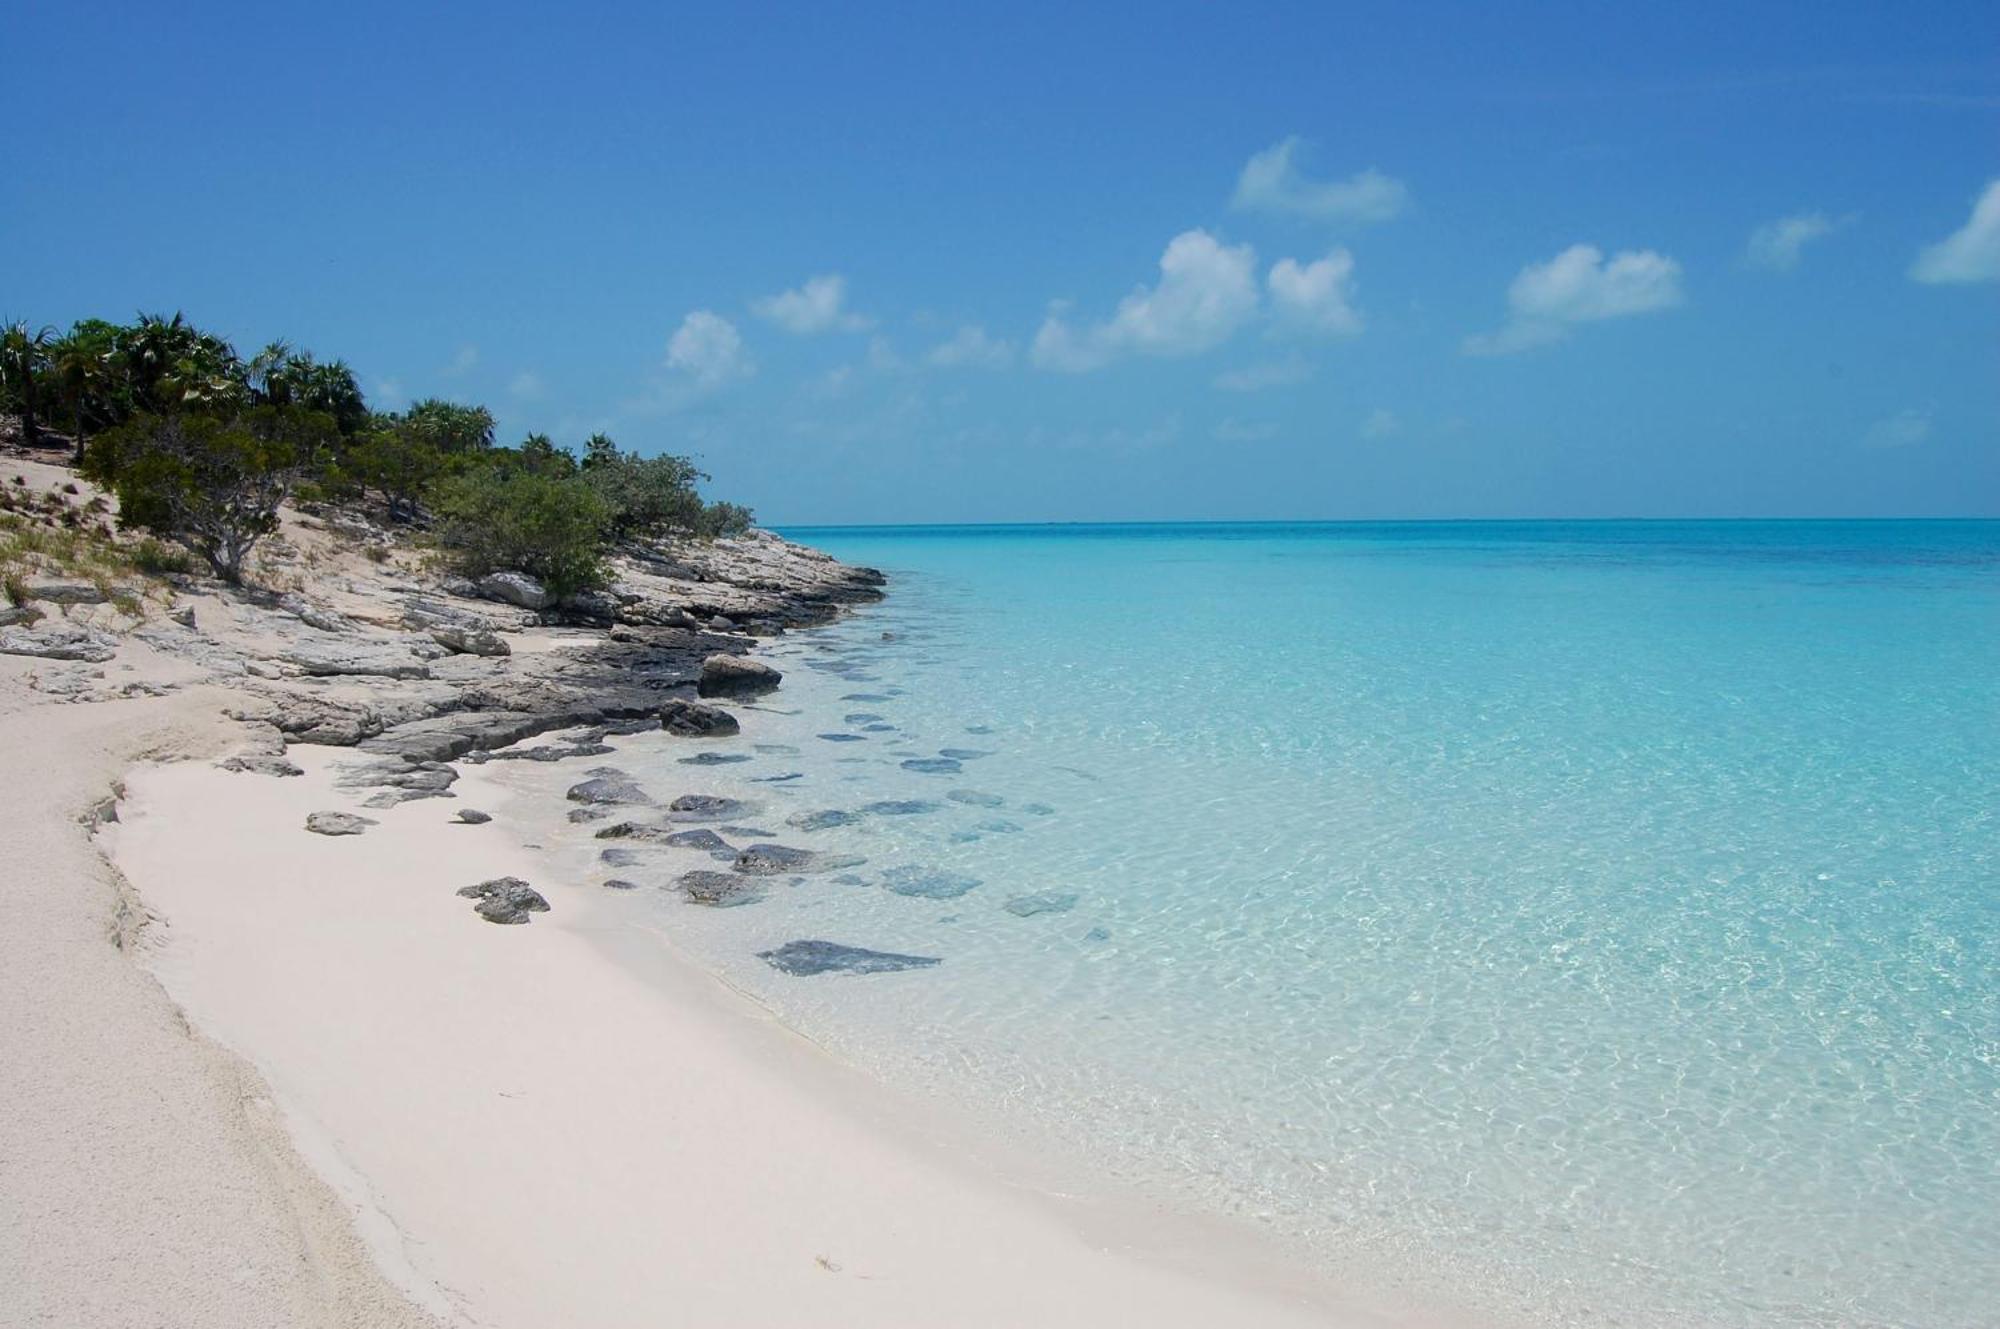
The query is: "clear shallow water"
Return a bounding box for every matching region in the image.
[574,522,1999,1327]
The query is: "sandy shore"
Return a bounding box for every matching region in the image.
[98,740,1380,1327]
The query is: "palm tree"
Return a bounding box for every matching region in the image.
[45,324,119,463]
[0,321,53,449]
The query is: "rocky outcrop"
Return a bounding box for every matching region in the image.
[429,625,510,657]
[880,866,982,899]
[566,770,651,806]
[305,811,376,836]
[757,939,942,976]
[0,624,119,662]
[474,572,551,610]
[280,641,431,679]
[676,870,764,907]
[456,876,550,924]
[454,808,492,824]
[659,698,739,737]
[696,654,781,698]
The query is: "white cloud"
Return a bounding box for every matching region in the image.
[1863,407,1932,449]
[666,310,752,385]
[507,371,544,400]
[1268,249,1363,335]
[1360,407,1401,439]
[442,345,479,376]
[1911,179,2000,284]
[1231,137,1408,224]
[1212,418,1279,443]
[1213,353,1311,392]
[1746,212,1846,272]
[1465,244,1684,355]
[1032,229,1259,372]
[926,324,1014,370]
[372,377,406,409]
[866,336,907,373]
[752,274,873,333]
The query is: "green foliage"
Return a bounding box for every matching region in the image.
[401,398,495,454]
[1,321,53,448]
[431,468,609,597]
[349,422,446,520]
[129,536,197,576]
[695,500,755,538]
[579,442,709,539]
[82,406,331,583]
[249,342,368,435]
[515,432,577,478]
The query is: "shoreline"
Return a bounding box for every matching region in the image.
[3,452,1402,1326]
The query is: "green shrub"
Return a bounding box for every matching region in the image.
[431,469,609,598]
[130,537,197,576]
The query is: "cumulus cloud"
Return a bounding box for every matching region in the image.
[442,345,479,376]
[1911,179,2000,284]
[1231,137,1408,224]
[1032,229,1259,372]
[1464,244,1684,355]
[666,310,752,385]
[1213,353,1311,392]
[752,274,874,334]
[1863,407,1932,449]
[1746,212,1847,272]
[925,324,1014,370]
[1268,249,1363,335]
[1360,407,1401,439]
[507,371,544,400]
[372,377,407,409]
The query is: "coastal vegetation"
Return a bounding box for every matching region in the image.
[1,311,750,594]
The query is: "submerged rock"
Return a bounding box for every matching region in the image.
[843,712,885,724]
[900,757,962,775]
[880,865,982,899]
[566,772,651,806]
[454,808,493,825]
[599,846,644,867]
[678,751,752,766]
[976,819,1023,834]
[457,875,550,924]
[787,809,861,831]
[1003,891,1078,917]
[660,698,741,737]
[817,732,866,743]
[668,793,747,821]
[697,654,781,698]
[602,878,641,891]
[677,869,765,907]
[840,693,891,703]
[757,939,943,976]
[304,811,376,836]
[946,790,1005,808]
[661,828,732,852]
[861,799,940,816]
[732,843,818,875]
[937,748,992,760]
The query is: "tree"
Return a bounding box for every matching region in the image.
[45,321,126,462]
[431,468,609,597]
[0,321,52,449]
[580,432,619,471]
[402,398,494,454]
[579,444,708,539]
[82,407,330,583]
[250,343,367,436]
[517,431,577,477]
[349,421,445,521]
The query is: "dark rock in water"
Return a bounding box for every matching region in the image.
[697,654,782,698]
[662,828,732,852]
[949,831,981,844]
[717,825,775,838]
[758,940,942,976]
[566,772,650,806]
[305,811,376,836]
[753,743,799,755]
[1082,926,1111,942]
[840,693,891,703]
[788,809,861,831]
[660,698,741,737]
[977,819,1023,834]
[750,772,804,783]
[456,876,549,925]
[568,806,612,823]
[603,878,641,891]
[818,732,866,743]
[668,794,746,821]
[881,866,982,899]
[1021,802,1056,816]
[843,712,885,724]
[677,869,765,907]
[454,808,493,825]
[1003,891,1078,917]
[861,799,940,816]
[831,873,870,886]
[860,723,896,733]
[937,748,992,760]
[900,758,962,775]
[733,843,817,875]
[964,724,994,735]
[600,847,643,867]
[678,751,752,766]
[946,790,1005,808]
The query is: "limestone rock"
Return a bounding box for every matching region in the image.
[457,876,550,924]
[0,624,118,663]
[757,940,942,976]
[696,654,781,698]
[304,811,376,836]
[659,698,740,737]
[475,572,551,610]
[430,625,510,657]
[676,870,765,907]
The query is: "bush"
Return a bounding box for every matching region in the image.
[349,424,445,520]
[582,450,706,539]
[694,500,754,539]
[431,469,609,597]
[81,406,329,583]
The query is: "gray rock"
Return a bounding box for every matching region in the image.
[457,876,550,924]
[566,773,651,806]
[280,641,430,679]
[1021,802,1057,816]
[946,790,1005,808]
[599,847,643,867]
[659,698,740,737]
[843,712,884,724]
[678,751,751,766]
[454,808,493,825]
[900,758,962,775]
[1003,891,1078,917]
[475,571,552,610]
[880,866,982,899]
[668,794,747,821]
[363,787,454,808]
[697,653,782,698]
[0,605,43,628]
[279,593,352,633]
[758,940,942,976]
[786,809,860,831]
[676,870,765,907]
[817,733,865,743]
[861,800,940,816]
[20,577,109,605]
[305,811,376,836]
[662,828,732,852]
[167,605,196,628]
[603,878,640,890]
[732,843,817,875]
[218,754,304,777]
[430,625,510,657]
[0,624,118,663]
[562,589,620,620]
[937,748,993,760]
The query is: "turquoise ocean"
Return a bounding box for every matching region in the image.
[584,521,1998,1327]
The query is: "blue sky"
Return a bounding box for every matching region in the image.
[7,1,1997,522]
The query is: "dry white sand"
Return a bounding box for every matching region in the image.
[100,744,1397,1328]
